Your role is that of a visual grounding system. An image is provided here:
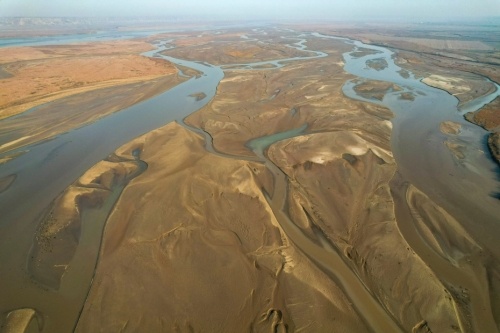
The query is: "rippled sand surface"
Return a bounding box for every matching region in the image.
[2,26,500,333]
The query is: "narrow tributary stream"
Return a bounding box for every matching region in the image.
[0,29,498,333]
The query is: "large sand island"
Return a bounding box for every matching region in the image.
[0,20,499,333]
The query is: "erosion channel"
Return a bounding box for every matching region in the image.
[0,28,499,333]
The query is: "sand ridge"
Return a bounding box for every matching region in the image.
[75,122,372,332]
[3,26,499,333]
[29,152,145,289]
[78,30,472,332]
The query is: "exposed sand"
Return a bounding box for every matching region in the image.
[74,35,378,332]
[0,75,185,154]
[3,27,500,333]
[445,140,466,159]
[440,121,462,135]
[267,131,462,331]
[0,40,177,119]
[29,155,143,289]
[0,151,25,165]
[74,31,487,332]
[440,122,469,161]
[422,75,471,96]
[307,24,499,104]
[396,52,498,105]
[75,122,370,332]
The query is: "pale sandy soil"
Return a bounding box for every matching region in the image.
[5,28,500,333]
[70,32,497,332]
[444,140,467,160]
[0,75,185,154]
[441,121,466,160]
[422,75,471,96]
[1,308,37,333]
[0,40,177,120]
[74,122,371,332]
[394,51,498,106]
[30,157,142,289]
[440,121,462,135]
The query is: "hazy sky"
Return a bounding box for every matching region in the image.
[0,0,498,20]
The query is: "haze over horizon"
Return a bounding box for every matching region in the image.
[0,0,499,21]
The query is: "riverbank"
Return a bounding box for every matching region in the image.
[0,38,188,155]
[465,96,500,164]
[0,39,178,120]
[76,28,486,332]
[1,25,500,333]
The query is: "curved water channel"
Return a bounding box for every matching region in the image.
[337,35,500,229]
[0,29,498,332]
[330,34,500,256]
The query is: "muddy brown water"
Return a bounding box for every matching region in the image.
[0,30,499,332]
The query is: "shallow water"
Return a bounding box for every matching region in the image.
[328,35,500,250]
[0,41,224,333]
[0,28,499,332]
[0,31,330,332]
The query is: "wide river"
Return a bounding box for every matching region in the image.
[0,28,498,332]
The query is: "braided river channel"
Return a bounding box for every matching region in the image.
[0,28,498,332]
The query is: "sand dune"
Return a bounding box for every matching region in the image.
[392,179,500,332]
[5,27,499,333]
[268,132,462,332]
[75,123,370,332]
[29,154,143,289]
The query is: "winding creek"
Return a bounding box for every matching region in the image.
[0,28,499,332]
[335,35,500,239]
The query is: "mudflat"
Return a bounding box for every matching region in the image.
[0,40,187,154]
[1,24,500,333]
[77,29,498,332]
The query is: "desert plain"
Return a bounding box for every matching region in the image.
[0,20,499,333]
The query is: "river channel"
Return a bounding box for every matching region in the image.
[0,28,498,332]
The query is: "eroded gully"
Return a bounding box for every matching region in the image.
[1,30,499,333]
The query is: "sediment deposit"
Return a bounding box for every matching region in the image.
[76,30,496,332]
[1,26,500,333]
[0,40,177,119]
